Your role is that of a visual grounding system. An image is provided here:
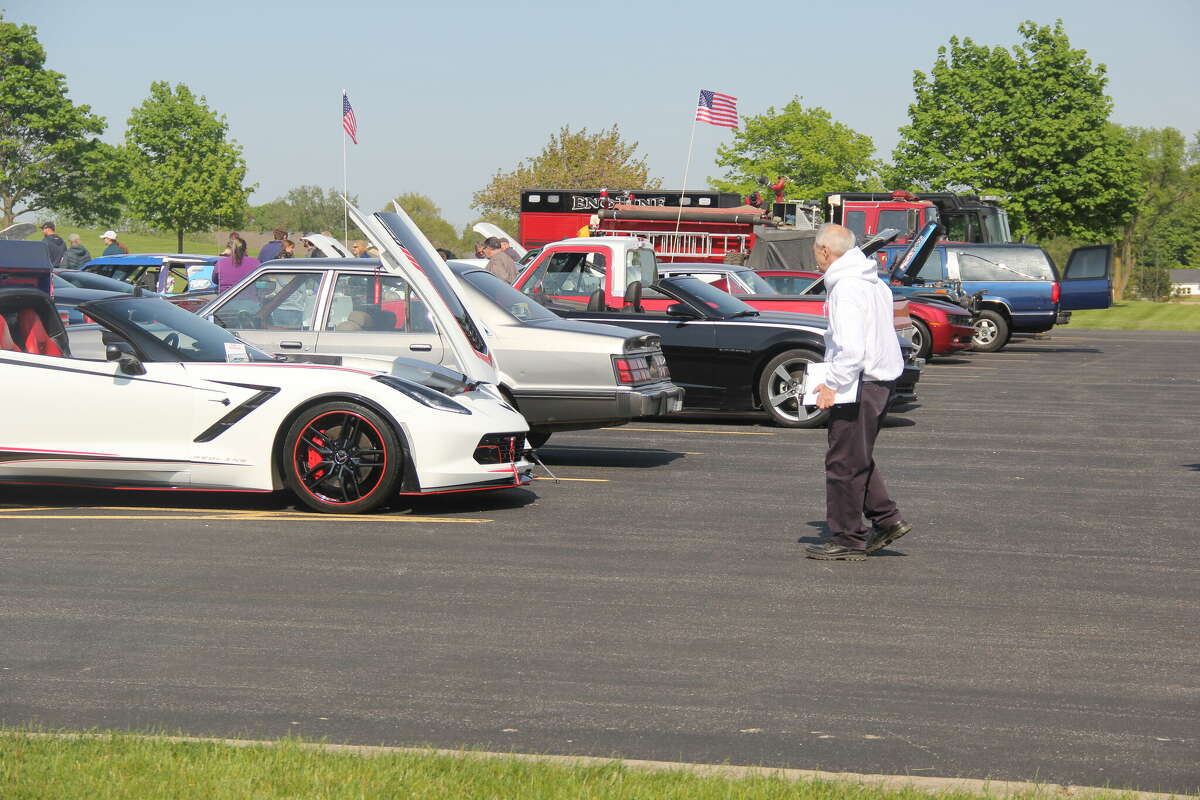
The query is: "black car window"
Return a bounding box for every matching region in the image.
[460,270,559,323]
[659,276,756,317]
[844,210,866,241]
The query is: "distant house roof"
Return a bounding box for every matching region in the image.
[1167,268,1200,283]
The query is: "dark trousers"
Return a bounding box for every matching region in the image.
[825,381,901,548]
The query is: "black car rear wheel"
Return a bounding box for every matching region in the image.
[283,401,402,514]
[758,349,830,429]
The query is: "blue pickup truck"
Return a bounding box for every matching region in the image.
[879,226,1112,351]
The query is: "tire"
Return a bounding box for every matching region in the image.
[911,318,933,361]
[971,310,1010,353]
[526,430,551,449]
[757,349,830,429]
[282,401,403,514]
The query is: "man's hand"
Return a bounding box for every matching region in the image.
[815,383,836,410]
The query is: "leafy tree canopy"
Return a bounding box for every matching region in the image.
[0,15,124,227]
[890,20,1139,241]
[248,185,362,238]
[124,81,254,252]
[388,193,460,254]
[473,125,660,218]
[709,98,881,200]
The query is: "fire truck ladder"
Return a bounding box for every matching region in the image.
[599,229,750,258]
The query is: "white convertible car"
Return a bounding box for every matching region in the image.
[0,215,532,514]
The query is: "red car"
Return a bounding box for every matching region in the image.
[753,269,974,360]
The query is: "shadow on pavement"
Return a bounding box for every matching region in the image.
[534,446,686,469]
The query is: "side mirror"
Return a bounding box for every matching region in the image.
[665,303,699,318]
[106,341,146,376]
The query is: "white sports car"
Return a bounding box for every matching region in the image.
[0,232,532,514]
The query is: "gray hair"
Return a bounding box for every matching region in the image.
[68,233,81,245]
[815,223,856,256]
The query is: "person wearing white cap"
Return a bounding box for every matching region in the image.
[100,230,123,257]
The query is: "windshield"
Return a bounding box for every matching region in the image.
[81,295,276,362]
[659,276,757,318]
[955,247,1055,281]
[460,269,559,323]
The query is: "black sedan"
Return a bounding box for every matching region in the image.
[531,275,920,428]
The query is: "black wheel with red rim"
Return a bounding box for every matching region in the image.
[282,401,402,514]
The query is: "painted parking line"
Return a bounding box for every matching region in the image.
[0,506,55,513]
[0,507,491,524]
[605,427,773,436]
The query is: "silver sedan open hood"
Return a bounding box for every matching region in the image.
[346,200,499,384]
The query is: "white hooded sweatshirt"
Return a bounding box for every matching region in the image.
[822,246,904,392]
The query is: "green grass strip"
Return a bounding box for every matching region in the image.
[1067,302,1200,330]
[0,729,1188,800]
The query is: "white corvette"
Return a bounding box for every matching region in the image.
[0,215,532,514]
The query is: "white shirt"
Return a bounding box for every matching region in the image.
[822,247,904,391]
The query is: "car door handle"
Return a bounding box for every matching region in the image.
[278,341,303,349]
[409,343,433,352]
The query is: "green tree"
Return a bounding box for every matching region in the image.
[890,20,1139,241]
[124,81,254,252]
[1108,127,1200,298]
[710,98,881,200]
[388,193,460,253]
[248,186,361,237]
[473,125,659,218]
[0,15,125,227]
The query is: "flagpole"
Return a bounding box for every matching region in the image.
[342,89,349,243]
[676,112,699,234]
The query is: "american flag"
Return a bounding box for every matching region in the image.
[342,91,358,144]
[695,89,738,129]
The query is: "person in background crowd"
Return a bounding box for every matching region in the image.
[280,239,295,258]
[40,222,66,266]
[221,232,244,257]
[435,247,457,260]
[61,234,92,268]
[480,237,518,283]
[213,237,261,295]
[100,230,123,257]
[577,214,600,237]
[258,228,287,262]
[804,223,910,562]
[499,238,521,262]
[473,242,486,258]
[350,240,370,258]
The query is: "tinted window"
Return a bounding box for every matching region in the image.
[844,210,866,241]
[955,248,1055,281]
[915,248,944,282]
[460,269,559,322]
[660,276,756,317]
[878,209,917,239]
[1064,247,1108,279]
[214,272,323,330]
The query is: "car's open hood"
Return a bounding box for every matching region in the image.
[346,201,498,384]
[472,222,526,257]
[889,221,943,283]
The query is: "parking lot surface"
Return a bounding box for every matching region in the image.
[2,329,1198,793]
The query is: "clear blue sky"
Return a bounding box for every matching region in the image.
[10,0,1199,228]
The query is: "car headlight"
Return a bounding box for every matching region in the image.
[373,375,471,414]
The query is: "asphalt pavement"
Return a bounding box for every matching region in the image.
[1,329,1198,794]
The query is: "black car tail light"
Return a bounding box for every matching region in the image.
[474,433,522,464]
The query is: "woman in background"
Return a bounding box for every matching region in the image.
[213,238,261,294]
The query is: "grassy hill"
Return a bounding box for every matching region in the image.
[1068,300,1200,330]
[29,226,221,256]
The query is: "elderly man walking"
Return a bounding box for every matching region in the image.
[480,237,518,283]
[805,223,911,561]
